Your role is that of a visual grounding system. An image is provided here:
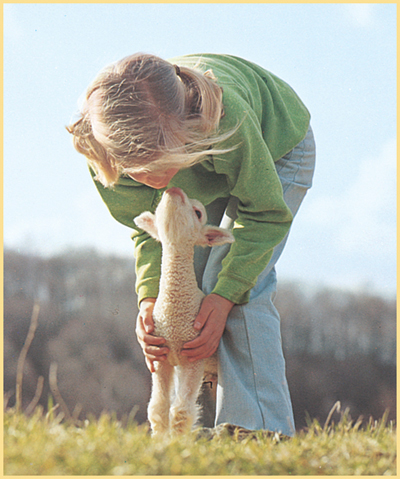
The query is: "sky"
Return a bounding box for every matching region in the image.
[3,2,397,298]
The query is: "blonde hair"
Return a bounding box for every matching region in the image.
[67,53,237,188]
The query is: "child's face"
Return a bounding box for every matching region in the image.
[128,168,179,189]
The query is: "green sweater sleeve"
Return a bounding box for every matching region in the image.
[90,169,163,303]
[131,228,162,302]
[208,88,294,304]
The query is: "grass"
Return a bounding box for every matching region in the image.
[4,406,396,475]
[4,304,397,475]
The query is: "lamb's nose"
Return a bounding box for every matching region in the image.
[165,187,185,202]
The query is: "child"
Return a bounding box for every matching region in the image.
[67,53,316,436]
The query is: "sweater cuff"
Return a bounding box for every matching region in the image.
[136,281,159,306]
[211,273,254,305]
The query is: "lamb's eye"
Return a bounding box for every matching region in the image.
[194,209,202,220]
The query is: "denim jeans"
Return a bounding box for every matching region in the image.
[194,125,316,435]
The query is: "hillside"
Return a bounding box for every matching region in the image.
[4,247,396,429]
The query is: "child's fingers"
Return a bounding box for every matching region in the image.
[194,293,234,331]
[142,313,155,334]
[135,298,170,372]
[181,295,234,361]
[193,299,213,330]
[136,312,164,345]
[141,332,167,347]
[182,320,223,360]
[145,358,156,373]
[137,309,155,334]
[137,297,157,333]
[183,343,213,359]
[139,336,169,370]
[182,332,209,350]
[145,352,168,364]
[136,307,169,365]
[144,345,169,357]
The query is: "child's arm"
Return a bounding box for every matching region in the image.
[90,168,163,302]
[208,90,294,305]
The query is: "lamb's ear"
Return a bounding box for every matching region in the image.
[197,225,235,247]
[134,212,159,240]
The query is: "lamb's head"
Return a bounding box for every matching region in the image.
[134,187,235,248]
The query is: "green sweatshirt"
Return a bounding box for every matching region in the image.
[91,54,311,305]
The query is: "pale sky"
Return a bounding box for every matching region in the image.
[3,3,397,297]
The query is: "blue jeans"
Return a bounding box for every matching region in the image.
[194,125,316,435]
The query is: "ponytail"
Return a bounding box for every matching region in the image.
[67,53,238,188]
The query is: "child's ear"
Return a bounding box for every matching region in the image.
[134,212,159,240]
[197,225,235,247]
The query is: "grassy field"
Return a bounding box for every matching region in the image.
[4,406,396,475]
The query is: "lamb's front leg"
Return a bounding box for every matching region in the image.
[148,360,174,437]
[170,360,204,435]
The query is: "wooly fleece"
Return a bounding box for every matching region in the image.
[134,187,234,435]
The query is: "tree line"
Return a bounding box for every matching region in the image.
[4,248,396,429]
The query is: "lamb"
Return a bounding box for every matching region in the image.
[134,187,234,436]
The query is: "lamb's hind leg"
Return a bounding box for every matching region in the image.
[148,360,174,437]
[170,361,204,435]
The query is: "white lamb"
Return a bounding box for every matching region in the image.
[134,187,234,436]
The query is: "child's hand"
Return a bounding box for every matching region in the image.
[181,294,234,361]
[136,298,169,373]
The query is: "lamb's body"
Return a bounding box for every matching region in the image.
[153,248,204,366]
[134,187,233,436]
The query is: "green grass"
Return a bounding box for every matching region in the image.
[4,407,396,475]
